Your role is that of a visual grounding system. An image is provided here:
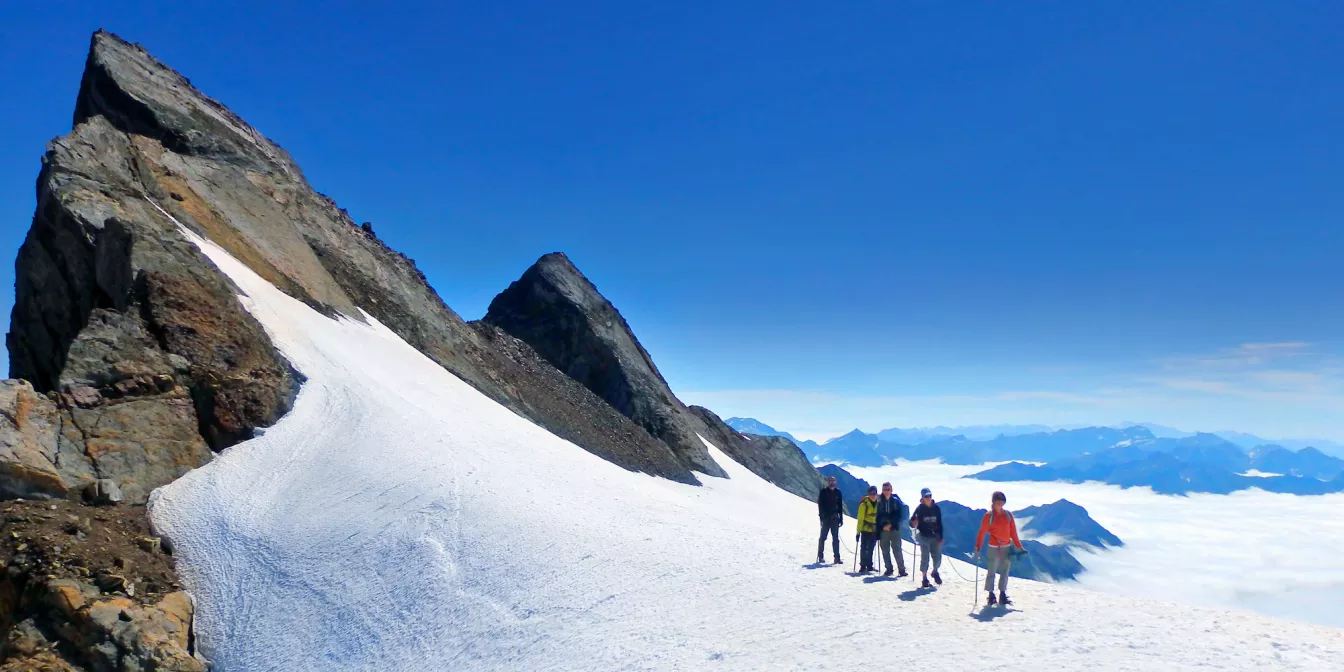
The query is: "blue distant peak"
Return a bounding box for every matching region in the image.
[724,417,797,443]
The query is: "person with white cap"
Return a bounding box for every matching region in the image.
[908,487,944,588]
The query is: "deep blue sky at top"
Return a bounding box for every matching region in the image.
[2,2,1342,437]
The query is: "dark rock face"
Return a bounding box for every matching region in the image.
[6,37,301,502]
[483,253,727,477]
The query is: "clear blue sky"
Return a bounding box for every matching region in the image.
[2,2,1342,440]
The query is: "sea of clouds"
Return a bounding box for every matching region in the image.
[847,461,1344,628]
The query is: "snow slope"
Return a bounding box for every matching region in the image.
[149,227,1344,671]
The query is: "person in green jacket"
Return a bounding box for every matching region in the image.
[855,485,879,573]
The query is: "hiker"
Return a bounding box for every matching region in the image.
[974,490,1027,607]
[855,485,879,573]
[875,482,907,577]
[816,475,845,564]
[908,487,944,588]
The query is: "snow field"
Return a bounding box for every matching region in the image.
[149,223,1344,671]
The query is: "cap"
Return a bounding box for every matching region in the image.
[920,488,932,498]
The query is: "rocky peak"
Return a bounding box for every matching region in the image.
[483,253,825,498]
[6,31,714,501]
[484,253,726,477]
[75,30,290,171]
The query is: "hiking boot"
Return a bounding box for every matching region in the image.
[921,577,932,588]
[883,568,894,577]
[897,570,909,578]
[987,592,997,607]
[834,557,843,565]
[817,556,825,565]
[1000,591,1012,606]
[931,570,942,585]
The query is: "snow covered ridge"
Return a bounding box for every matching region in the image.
[144,227,1344,671]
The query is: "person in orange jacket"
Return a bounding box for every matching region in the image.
[974,491,1026,607]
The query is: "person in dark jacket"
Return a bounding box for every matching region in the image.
[816,476,844,564]
[874,482,907,577]
[908,487,944,588]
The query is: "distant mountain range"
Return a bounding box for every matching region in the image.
[877,424,1055,443]
[802,426,1157,467]
[814,465,1118,582]
[728,417,1344,461]
[968,434,1344,496]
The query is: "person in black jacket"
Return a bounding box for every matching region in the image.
[908,487,944,588]
[874,482,907,577]
[816,476,845,564]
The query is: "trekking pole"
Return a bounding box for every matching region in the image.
[852,533,859,573]
[973,553,979,612]
[913,531,920,583]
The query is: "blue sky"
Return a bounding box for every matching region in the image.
[2,2,1342,440]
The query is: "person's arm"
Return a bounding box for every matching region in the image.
[1009,512,1024,550]
[934,505,944,540]
[974,513,990,552]
[817,490,825,517]
[909,503,921,530]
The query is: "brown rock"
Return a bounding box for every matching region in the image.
[47,579,87,617]
[0,650,80,672]
[95,573,127,593]
[67,386,101,408]
[0,381,69,501]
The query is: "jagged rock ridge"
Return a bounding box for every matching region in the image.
[483,253,825,499]
[5,31,707,497]
[483,253,727,477]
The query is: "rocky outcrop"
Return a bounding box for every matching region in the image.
[0,379,209,506]
[483,253,728,477]
[6,98,299,501]
[0,499,202,670]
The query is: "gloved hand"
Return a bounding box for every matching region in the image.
[855,534,860,543]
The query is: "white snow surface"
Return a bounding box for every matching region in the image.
[1241,469,1285,478]
[149,229,1344,671]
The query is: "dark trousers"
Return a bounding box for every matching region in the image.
[859,530,878,570]
[817,516,841,560]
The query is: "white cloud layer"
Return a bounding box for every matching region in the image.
[679,342,1344,441]
[845,461,1344,628]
